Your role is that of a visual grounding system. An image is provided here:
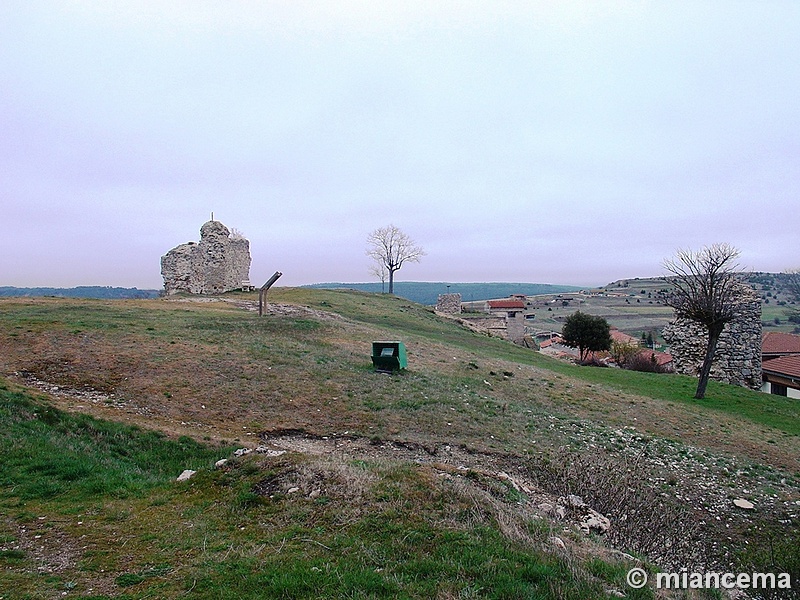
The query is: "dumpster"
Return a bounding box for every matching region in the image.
[371,341,407,372]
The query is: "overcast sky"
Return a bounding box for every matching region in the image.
[2,2,798,289]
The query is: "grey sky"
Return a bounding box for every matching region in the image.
[2,2,798,289]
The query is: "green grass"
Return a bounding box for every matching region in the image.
[0,382,231,503]
[278,288,800,437]
[535,362,800,437]
[0,383,657,599]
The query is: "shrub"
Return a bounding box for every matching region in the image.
[579,356,607,368]
[529,448,705,569]
[610,340,640,367]
[624,351,667,373]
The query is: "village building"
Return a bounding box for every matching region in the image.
[761,331,800,398]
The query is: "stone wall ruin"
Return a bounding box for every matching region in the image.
[161,220,251,295]
[435,293,462,314]
[662,284,762,390]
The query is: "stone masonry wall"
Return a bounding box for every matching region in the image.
[161,220,251,295]
[436,293,462,314]
[662,285,762,390]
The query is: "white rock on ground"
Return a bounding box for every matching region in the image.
[177,469,196,482]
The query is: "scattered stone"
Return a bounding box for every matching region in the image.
[733,498,755,510]
[608,549,638,563]
[579,509,611,535]
[176,469,196,482]
[233,448,252,457]
[309,489,321,499]
[607,589,626,598]
[254,446,286,457]
[287,487,300,494]
[538,502,554,514]
[549,536,566,551]
[214,459,228,469]
[566,494,586,508]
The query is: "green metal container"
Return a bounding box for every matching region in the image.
[371,341,407,372]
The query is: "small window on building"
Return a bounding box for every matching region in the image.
[771,382,788,397]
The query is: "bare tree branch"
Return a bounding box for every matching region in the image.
[368,263,388,293]
[366,225,425,294]
[662,243,744,399]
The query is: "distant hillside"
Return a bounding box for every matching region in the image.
[0,286,160,299]
[304,281,585,305]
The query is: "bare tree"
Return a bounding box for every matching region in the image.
[369,262,388,294]
[366,225,425,295]
[663,243,743,399]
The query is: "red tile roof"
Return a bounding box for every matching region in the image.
[762,332,800,356]
[648,350,674,366]
[610,329,639,345]
[488,300,525,309]
[763,355,800,379]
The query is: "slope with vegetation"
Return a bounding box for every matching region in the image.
[0,290,798,598]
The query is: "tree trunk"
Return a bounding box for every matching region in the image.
[388,269,395,295]
[695,324,723,399]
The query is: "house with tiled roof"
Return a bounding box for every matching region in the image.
[487,299,526,312]
[762,332,800,398]
[762,355,800,399]
[762,332,800,359]
[610,329,639,345]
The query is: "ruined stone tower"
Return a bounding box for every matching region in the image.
[161,220,251,295]
[662,283,762,390]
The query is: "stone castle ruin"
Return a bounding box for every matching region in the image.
[662,283,762,390]
[435,293,462,315]
[161,219,251,295]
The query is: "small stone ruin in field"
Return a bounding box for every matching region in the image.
[161,219,251,295]
[435,293,462,314]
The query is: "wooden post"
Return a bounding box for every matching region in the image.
[259,271,283,316]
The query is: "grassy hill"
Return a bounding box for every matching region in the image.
[0,290,798,598]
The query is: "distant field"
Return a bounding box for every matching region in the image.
[523,296,675,338]
[524,274,800,337]
[304,281,584,305]
[0,286,160,299]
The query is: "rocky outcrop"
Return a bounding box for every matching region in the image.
[161,220,251,295]
[662,284,762,390]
